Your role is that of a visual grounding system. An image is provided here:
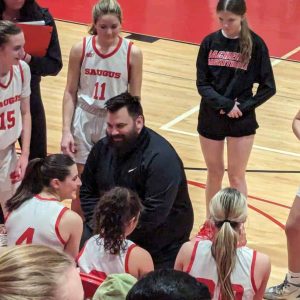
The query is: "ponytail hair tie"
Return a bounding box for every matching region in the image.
[215,219,239,228]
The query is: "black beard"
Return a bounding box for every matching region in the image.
[107,130,139,155]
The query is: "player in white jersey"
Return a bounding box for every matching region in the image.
[0,21,31,220]
[5,154,83,259]
[77,187,153,279]
[175,188,270,300]
[61,0,142,217]
[265,111,300,299]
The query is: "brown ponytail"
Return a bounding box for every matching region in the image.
[93,187,142,255]
[240,18,252,64]
[6,154,75,212]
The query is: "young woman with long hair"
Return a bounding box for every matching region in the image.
[61,0,143,216]
[5,154,83,259]
[0,0,63,160]
[0,20,31,226]
[175,188,271,300]
[77,187,154,279]
[196,0,276,236]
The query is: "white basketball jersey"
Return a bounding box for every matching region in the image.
[5,195,68,251]
[187,240,257,300]
[0,61,31,149]
[77,235,136,279]
[77,35,132,109]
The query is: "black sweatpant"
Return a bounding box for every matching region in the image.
[19,78,47,160]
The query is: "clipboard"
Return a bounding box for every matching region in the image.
[17,23,52,57]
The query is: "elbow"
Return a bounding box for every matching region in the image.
[196,84,205,96]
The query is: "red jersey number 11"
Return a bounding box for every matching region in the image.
[93,82,106,101]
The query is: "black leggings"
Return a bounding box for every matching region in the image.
[19,79,47,160]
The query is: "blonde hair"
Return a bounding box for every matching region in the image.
[0,245,74,300]
[209,187,247,300]
[89,0,122,35]
[217,0,253,64]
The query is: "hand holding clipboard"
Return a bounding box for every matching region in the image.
[17,22,52,57]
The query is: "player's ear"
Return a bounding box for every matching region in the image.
[49,178,60,190]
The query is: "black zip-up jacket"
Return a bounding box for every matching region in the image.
[80,127,194,265]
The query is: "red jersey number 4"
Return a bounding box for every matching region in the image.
[16,227,35,245]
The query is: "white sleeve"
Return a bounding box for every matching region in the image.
[20,60,31,98]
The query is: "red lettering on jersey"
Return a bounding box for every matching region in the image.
[196,278,244,299]
[197,278,215,296]
[0,95,21,108]
[90,270,107,281]
[84,68,121,79]
[16,227,35,245]
[86,52,93,58]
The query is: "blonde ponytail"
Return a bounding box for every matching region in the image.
[209,187,247,300]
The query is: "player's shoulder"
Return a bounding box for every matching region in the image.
[201,30,221,44]
[250,30,269,52]
[18,60,30,72]
[61,208,83,227]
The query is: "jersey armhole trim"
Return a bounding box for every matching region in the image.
[250,250,258,293]
[80,37,86,66]
[4,211,12,223]
[76,239,89,264]
[125,243,137,274]
[186,240,199,273]
[127,41,133,82]
[55,207,69,245]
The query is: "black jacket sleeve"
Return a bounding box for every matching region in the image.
[28,8,62,76]
[238,41,276,112]
[80,145,101,225]
[196,39,235,113]
[130,149,181,237]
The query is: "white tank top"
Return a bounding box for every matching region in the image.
[5,195,68,251]
[0,61,31,149]
[77,235,136,279]
[187,240,257,300]
[77,35,132,109]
